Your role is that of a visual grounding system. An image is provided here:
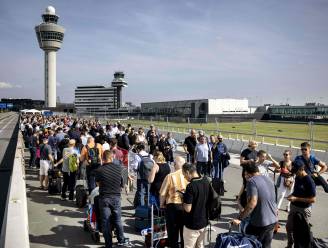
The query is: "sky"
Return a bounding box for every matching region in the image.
[0,0,328,106]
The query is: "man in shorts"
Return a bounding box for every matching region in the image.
[39,137,54,189]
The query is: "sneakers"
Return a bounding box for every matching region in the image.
[117,238,132,247]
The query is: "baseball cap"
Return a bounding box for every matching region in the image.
[291,159,305,174]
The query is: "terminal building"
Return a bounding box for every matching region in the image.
[74,72,128,117]
[141,98,250,118]
[265,103,328,121]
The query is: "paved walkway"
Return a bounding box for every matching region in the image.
[26,151,328,248]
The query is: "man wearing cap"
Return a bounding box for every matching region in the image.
[286,159,316,248]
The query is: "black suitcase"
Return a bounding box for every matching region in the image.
[48,177,62,194]
[76,184,88,208]
[212,178,225,196]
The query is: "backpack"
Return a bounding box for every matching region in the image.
[87,145,99,165]
[68,153,78,173]
[206,177,222,221]
[138,155,154,180]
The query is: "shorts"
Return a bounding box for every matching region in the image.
[40,160,51,176]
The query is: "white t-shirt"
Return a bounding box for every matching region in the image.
[102,142,110,151]
[195,143,209,162]
[257,160,273,177]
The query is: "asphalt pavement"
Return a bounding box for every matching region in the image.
[25,147,328,248]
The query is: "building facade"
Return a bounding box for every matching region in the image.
[74,72,128,117]
[141,98,249,118]
[265,104,328,121]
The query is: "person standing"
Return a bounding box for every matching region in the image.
[148,151,171,207]
[131,143,153,207]
[286,159,316,248]
[294,142,328,192]
[183,129,197,164]
[182,163,212,248]
[238,140,258,209]
[39,137,54,190]
[166,132,178,165]
[232,164,277,248]
[276,150,294,212]
[55,139,79,200]
[194,136,209,176]
[95,150,131,248]
[80,137,102,194]
[28,130,39,168]
[211,134,228,180]
[255,150,280,178]
[159,156,188,248]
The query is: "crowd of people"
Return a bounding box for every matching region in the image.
[21,114,327,248]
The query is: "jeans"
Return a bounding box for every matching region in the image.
[166,204,184,248]
[186,153,195,164]
[136,179,149,206]
[212,159,224,179]
[99,196,125,248]
[29,147,37,167]
[62,171,77,200]
[196,161,208,176]
[246,222,276,248]
[86,164,99,194]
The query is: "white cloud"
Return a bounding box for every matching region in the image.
[0,82,22,88]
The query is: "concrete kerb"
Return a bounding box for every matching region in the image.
[4,133,29,248]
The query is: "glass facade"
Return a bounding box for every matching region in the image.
[268,106,328,119]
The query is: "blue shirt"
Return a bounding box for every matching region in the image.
[294,155,320,174]
[292,174,316,208]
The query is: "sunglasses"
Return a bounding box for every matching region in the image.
[301,148,308,151]
[283,153,289,156]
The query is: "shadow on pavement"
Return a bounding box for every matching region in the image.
[29,224,100,248]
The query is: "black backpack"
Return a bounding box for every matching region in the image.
[206,177,222,221]
[138,155,154,180]
[87,145,99,165]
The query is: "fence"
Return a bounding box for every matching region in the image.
[116,118,328,152]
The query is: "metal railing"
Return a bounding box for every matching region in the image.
[119,121,328,152]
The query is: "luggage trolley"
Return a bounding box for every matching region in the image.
[141,205,168,248]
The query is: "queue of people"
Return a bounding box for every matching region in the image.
[21,114,328,248]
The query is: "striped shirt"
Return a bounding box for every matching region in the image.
[159,169,189,204]
[95,162,122,197]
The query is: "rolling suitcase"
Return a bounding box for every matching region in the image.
[48,177,62,194]
[76,182,88,208]
[76,163,88,208]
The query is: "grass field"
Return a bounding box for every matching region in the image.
[120,119,328,151]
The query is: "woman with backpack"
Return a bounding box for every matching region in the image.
[55,139,79,200]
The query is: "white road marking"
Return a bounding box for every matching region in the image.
[0,116,17,134]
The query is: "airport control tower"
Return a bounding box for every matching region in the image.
[111,71,128,108]
[35,6,65,108]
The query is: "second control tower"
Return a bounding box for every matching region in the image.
[111,72,128,109]
[35,6,65,108]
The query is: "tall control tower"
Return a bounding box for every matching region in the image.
[111,71,128,108]
[35,6,65,108]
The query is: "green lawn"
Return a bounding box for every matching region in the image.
[119,119,328,151]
